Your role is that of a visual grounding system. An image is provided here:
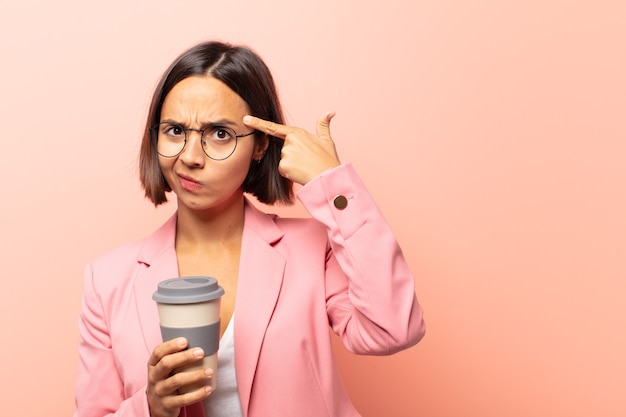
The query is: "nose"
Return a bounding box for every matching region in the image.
[178,129,205,167]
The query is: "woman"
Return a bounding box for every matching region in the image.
[74,40,425,417]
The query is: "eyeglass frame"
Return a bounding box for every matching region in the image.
[150,122,257,161]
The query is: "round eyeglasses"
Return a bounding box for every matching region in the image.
[151,122,256,161]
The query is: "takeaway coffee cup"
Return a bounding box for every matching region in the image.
[152,276,224,392]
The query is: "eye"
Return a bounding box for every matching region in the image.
[162,123,185,137]
[210,127,235,142]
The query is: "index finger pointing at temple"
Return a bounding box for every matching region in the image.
[243,115,290,139]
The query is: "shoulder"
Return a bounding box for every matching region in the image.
[88,239,144,273]
[274,215,323,231]
[85,214,176,291]
[83,238,147,298]
[275,215,328,243]
[246,201,327,242]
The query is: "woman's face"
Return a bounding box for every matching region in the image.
[158,75,265,213]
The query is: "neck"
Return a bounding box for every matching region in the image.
[175,195,246,247]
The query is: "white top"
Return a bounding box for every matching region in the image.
[202,315,243,416]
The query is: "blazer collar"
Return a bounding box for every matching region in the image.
[133,198,286,415]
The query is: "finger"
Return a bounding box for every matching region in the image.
[243,115,291,139]
[160,347,205,373]
[316,111,335,140]
[149,348,206,388]
[162,384,212,411]
[173,385,213,406]
[148,338,188,367]
[162,366,213,396]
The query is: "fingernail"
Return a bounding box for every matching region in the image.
[204,368,214,376]
[177,338,187,347]
[243,115,252,123]
[193,348,204,357]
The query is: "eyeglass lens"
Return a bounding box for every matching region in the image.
[155,123,238,160]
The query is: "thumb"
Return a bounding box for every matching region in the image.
[316,111,336,140]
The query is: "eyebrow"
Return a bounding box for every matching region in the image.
[160,118,239,129]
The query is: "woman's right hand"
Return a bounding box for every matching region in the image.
[147,337,213,417]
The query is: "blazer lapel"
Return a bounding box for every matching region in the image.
[134,214,180,354]
[235,200,286,415]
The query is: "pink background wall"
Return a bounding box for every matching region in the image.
[0,1,624,416]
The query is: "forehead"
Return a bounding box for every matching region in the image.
[161,76,250,121]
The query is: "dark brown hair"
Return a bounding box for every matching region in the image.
[139,41,293,206]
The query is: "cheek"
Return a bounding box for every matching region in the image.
[157,157,175,178]
[224,155,253,180]
[157,157,168,171]
[230,143,255,170]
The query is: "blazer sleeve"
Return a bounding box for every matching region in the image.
[74,263,151,417]
[297,163,426,355]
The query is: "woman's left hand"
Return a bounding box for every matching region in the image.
[243,112,341,185]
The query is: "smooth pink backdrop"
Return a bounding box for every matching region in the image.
[0,1,624,416]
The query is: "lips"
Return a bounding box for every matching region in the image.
[177,174,202,192]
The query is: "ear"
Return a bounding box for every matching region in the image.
[253,134,269,161]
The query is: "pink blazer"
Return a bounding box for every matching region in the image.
[74,164,425,417]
